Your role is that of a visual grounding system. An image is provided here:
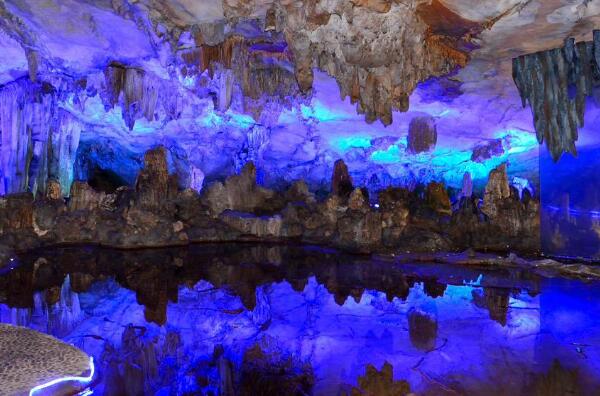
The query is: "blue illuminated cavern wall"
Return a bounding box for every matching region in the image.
[0,70,540,200]
[540,105,600,259]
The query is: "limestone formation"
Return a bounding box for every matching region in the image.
[481,164,511,219]
[0,147,542,259]
[471,139,504,162]
[407,116,437,154]
[203,162,281,216]
[135,146,172,211]
[347,362,410,396]
[513,31,600,160]
[69,181,104,211]
[0,192,33,231]
[332,159,354,199]
[426,182,452,216]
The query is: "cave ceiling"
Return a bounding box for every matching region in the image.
[0,0,599,191]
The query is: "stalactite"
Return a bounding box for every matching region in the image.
[49,109,81,196]
[0,79,57,195]
[178,35,306,120]
[512,30,600,161]
[103,63,160,130]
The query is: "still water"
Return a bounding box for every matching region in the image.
[1,244,599,395]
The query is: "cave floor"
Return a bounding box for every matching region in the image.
[1,243,599,395]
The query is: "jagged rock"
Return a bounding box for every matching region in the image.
[348,188,369,211]
[135,146,170,212]
[284,180,315,204]
[379,188,410,246]
[481,164,511,219]
[332,159,354,199]
[426,182,451,215]
[0,193,34,231]
[69,181,103,211]
[203,162,281,216]
[512,32,600,160]
[220,211,283,238]
[471,139,504,162]
[407,116,437,154]
[337,211,382,253]
[188,166,205,193]
[45,179,62,200]
[103,63,159,130]
[350,0,392,13]
[347,362,410,396]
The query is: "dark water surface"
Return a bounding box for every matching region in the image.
[1,244,599,395]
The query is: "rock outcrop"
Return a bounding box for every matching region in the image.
[0,147,541,259]
[332,159,354,199]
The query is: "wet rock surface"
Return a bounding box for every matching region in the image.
[0,146,542,257]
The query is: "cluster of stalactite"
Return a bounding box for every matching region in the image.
[102,63,186,130]
[512,30,600,161]
[0,79,81,196]
[178,34,307,124]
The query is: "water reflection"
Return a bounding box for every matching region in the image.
[0,244,599,395]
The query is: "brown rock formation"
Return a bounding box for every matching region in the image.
[203,162,281,216]
[332,159,354,199]
[69,181,103,212]
[481,164,511,219]
[135,146,171,212]
[347,362,410,396]
[408,116,438,154]
[426,182,451,215]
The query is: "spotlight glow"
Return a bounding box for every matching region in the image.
[29,357,95,396]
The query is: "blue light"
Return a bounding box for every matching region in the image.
[29,357,95,396]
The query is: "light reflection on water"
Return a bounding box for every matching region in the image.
[1,244,599,396]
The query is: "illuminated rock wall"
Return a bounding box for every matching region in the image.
[0,71,540,200]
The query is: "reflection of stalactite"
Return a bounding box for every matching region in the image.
[44,275,83,337]
[512,31,600,161]
[472,287,511,326]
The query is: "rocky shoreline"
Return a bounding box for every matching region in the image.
[0,146,539,263]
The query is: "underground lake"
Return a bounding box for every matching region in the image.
[1,244,599,395]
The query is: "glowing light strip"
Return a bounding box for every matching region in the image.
[29,357,95,396]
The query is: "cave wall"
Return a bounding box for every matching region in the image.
[0,71,540,200]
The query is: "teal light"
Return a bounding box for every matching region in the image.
[371,144,402,164]
[331,136,372,152]
[495,129,538,155]
[300,101,343,122]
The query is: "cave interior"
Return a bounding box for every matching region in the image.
[1,0,600,395]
